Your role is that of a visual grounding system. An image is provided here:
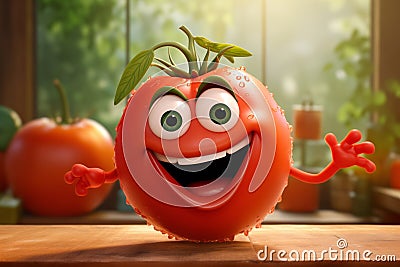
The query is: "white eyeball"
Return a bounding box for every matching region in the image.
[148,95,191,140]
[196,88,239,132]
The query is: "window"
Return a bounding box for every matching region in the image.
[36,0,370,139]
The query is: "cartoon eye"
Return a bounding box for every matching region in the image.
[196,88,239,132]
[160,110,183,132]
[148,95,191,140]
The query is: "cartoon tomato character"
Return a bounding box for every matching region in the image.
[65,26,376,242]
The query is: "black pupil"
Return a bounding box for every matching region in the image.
[166,115,177,126]
[215,108,226,119]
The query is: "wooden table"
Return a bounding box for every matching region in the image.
[0,225,399,266]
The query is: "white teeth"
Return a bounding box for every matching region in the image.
[177,150,226,165]
[153,153,177,163]
[227,137,249,154]
[154,137,250,165]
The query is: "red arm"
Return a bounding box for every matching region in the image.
[290,129,376,184]
[65,164,118,196]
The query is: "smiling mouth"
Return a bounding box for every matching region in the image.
[153,137,250,188]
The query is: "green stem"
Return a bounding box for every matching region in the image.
[199,48,210,75]
[53,79,72,124]
[154,58,192,78]
[179,25,199,72]
[179,26,195,56]
[151,63,177,77]
[152,42,195,64]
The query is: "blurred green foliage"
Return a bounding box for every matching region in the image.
[36,0,126,135]
[324,29,372,130]
[325,28,400,148]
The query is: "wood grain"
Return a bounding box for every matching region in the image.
[0,225,399,266]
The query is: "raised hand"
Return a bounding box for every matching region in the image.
[65,164,118,196]
[325,129,376,173]
[290,129,375,184]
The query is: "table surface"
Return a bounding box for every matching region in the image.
[1,224,399,266]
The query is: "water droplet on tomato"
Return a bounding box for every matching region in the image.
[238,66,246,71]
[236,75,242,80]
[244,75,250,82]
[247,114,255,120]
[239,81,245,88]
[269,207,275,214]
[223,68,231,75]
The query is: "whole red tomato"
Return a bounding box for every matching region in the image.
[66,26,375,241]
[6,115,114,215]
[114,67,291,241]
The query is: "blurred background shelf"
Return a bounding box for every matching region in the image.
[19,209,380,225]
[374,187,400,214]
[15,186,400,225]
[265,209,379,224]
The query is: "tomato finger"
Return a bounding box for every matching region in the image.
[354,142,375,155]
[64,171,76,184]
[71,164,88,177]
[76,180,89,197]
[356,157,376,173]
[341,129,362,145]
[324,133,338,148]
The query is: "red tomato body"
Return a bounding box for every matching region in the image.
[279,176,319,212]
[115,66,292,241]
[5,118,114,216]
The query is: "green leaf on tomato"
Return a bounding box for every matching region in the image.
[114,49,154,105]
[194,36,252,58]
